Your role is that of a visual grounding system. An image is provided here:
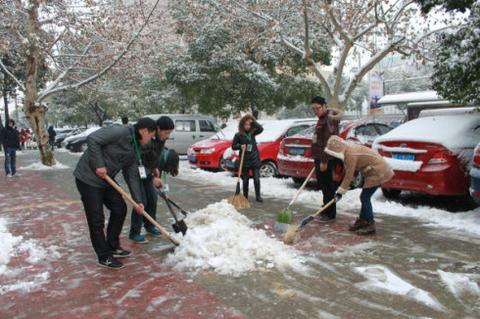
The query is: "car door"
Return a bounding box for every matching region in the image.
[197,119,217,142]
[172,119,197,154]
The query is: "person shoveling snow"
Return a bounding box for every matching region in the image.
[166,201,306,276]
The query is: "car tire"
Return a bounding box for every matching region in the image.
[381,188,401,199]
[260,161,278,178]
[292,177,306,185]
[218,154,226,171]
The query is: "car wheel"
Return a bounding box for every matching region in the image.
[292,177,306,185]
[260,161,278,178]
[381,188,401,199]
[218,155,227,171]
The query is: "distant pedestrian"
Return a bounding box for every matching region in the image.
[0,119,20,177]
[311,96,342,222]
[121,116,129,126]
[48,126,56,151]
[325,136,394,235]
[232,114,264,202]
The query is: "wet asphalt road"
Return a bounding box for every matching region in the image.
[16,149,480,318]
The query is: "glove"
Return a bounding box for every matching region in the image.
[334,193,343,202]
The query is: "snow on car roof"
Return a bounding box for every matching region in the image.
[377,91,443,105]
[256,119,316,143]
[374,114,480,150]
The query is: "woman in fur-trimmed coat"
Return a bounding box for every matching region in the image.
[324,135,394,235]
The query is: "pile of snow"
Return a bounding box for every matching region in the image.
[0,219,22,275]
[166,201,306,276]
[19,161,69,170]
[354,265,444,312]
[438,270,480,298]
[384,157,423,172]
[374,115,480,150]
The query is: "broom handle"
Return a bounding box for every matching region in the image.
[236,147,246,183]
[104,175,179,246]
[288,167,315,207]
[311,199,336,218]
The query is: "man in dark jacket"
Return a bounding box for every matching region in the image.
[1,119,20,177]
[311,96,342,221]
[129,116,175,243]
[48,126,56,151]
[74,117,156,269]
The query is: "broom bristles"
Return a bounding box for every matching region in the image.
[228,194,251,209]
[283,224,300,244]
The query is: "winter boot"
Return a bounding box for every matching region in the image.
[349,218,369,232]
[145,226,161,236]
[129,234,149,244]
[254,181,263,202]
[112,248,131,258]
[98,256,124,269]
[356,221,376,236]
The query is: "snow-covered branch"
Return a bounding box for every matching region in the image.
[0,59,26,91]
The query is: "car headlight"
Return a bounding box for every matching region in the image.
[200,148,215,154]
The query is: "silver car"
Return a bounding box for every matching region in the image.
[146,114,218,154]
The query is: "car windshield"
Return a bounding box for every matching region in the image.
[211,124,237,140]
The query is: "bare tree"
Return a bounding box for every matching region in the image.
[0,0,166,165]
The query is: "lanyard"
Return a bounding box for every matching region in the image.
[245,132,252,142]
[131,134,143,165]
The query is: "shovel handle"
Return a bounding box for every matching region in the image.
[103,176,179,246]
[236,147,246,183]
[312,199,336,218]
[288,167,315,207]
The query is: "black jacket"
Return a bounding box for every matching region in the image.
[0,127,20,149]
[232,121,264,168]
[73,125,143,203]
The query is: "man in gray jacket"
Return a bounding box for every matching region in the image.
[74,118,156,269]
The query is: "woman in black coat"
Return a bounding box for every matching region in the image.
[232,114,264,202]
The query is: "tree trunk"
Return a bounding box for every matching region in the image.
[2,87,8,126]
[24,0,55,166]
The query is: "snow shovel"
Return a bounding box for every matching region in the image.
[283,199,336,245]
[276,167,315,226]
[103,175,180,246]
[157,190,188,235]
[227,147,250,209]
[163,197,189,217]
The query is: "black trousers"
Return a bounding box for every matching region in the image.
[242,166,261,199]
[76,178,127,260]
[130,179,157,237]
[314,159,337,218]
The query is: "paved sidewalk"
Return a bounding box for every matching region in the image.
[0,170,243,318]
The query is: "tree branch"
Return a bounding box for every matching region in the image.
[0,59,26,91]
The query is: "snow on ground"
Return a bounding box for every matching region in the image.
[178,163,480,237]
[0,218,58,295]
[19,161,69,170]
[437,270,480,298]
[165,201,307,276]
[354,265,445,312]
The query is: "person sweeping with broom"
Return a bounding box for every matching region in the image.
[325,135,394,235]
[232,114,264,203]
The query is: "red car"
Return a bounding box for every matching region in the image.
[374,113,480,199]
[222,119,316,177]
[278,120,393,183]
[187,125,238,170]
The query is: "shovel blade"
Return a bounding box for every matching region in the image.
[172,220,188,235]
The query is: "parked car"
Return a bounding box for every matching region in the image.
[55,128,82,148]
[469,143,480,205]
[63,127,101,152]
[187,124,238,170]
[222,119,316,178]
[374,111,480,200]
[278,120,393,183]
[146,114,218,154]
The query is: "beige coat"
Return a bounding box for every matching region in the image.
[324,136,394,194]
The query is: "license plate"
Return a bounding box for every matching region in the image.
[188,155,197,163]
[288,148,305,156]
[392,153,415,161]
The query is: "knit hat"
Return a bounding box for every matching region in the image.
[156,116,175,130]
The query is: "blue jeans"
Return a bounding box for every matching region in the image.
[359,187,378,223]
[129,179,158,237]
[4,147,16,175]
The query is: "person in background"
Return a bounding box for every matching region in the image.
[121,116,129,126]
[232,114,264,202]
[0,119,20,177]
[325,136,394,235]
[129,116,175,243]
[48,126,56,151]
[311,96,342,222]
[74,117,156,269]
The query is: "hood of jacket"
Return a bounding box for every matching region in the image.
[324,135,347,161]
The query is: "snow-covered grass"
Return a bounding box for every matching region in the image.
[178,162,480,236]
[19,161,69,170]
[354,265,445,312]
[165,201,307,276]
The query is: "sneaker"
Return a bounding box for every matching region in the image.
[98,256,124,269]
[145,226,161,236]
[112,248,131,258]
[129,234,149,244]
[318,214,335,223]
[349,218,369,232]
[356,222,376,236]
[256,196,263,203]
[6,174,12,178]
